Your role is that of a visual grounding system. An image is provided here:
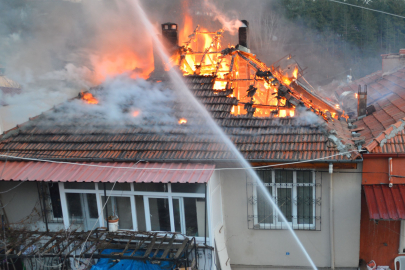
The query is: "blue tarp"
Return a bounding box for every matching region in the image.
[91,249,174,270]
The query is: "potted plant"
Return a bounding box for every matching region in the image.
[107,215,119,232]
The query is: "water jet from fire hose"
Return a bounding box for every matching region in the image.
[131,0,318,269]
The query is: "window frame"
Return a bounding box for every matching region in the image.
[252,170,317,230]
[59,182,208,241]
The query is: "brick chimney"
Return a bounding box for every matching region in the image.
[161,23,178,51]
[238,20,249,48]
[382,49,405,73]
[357,85,367,118]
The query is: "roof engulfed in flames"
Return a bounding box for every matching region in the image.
[164,17,346,121]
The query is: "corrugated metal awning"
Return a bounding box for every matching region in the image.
[364,184,405,220]
[0,161,215,184]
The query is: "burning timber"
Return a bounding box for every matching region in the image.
[156,22,346,121]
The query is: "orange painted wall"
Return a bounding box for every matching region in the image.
[359,190,403,269]
[363,157,405,185]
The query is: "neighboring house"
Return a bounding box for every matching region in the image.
[0,64,21,134]
[0,23,364,270]
[337,49,405,270]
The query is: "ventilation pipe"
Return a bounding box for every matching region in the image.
[237,20,250,53]
[357,85,367,119]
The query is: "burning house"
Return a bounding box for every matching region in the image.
[0,19,365,270]
[0,64,21,134]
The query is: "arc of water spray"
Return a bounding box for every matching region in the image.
[130,1,318,269]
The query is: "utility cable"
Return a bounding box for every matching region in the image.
[327,0,405,19]
[0,149,365,172]
[0,182,24,194]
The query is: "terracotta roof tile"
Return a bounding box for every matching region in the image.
[0,75,357,162]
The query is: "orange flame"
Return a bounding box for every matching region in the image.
[293,66,299,79]
[179,118,187,124]
[82,92,98,104]
[91,48,154,83]
[131,110,140,117]
[180,14,193,45]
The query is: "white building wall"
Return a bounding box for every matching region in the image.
[219,165,362,269]
[0,181,66,231]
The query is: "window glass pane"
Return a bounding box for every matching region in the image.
[277,188,292,222]
[98,183,131,191]
[297,187,314,225]
[171,183,205,193]
[64,182,95,190]
[102,196,133,230]
[66,193,83,220]
[48,183,62,218]
[149,198,171,231]
[86,194,98,219]
[135,196,146,231]
[257,186,273,224]
[173,199,182,233]
[275,171,293,184]
[134,183,168,192]
[256,170,272,184]
[184,198,207,237]
[297,171,313,184]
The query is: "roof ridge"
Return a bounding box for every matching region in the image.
[365,117,405,152]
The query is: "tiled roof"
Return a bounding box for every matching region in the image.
[0,75,358,162]
[343,67,405,153]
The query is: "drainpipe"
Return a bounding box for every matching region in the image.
[389,157,393,187]
[103,183,109,231]
[329,163,335,270]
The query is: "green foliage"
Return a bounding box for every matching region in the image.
[280,0,405,57]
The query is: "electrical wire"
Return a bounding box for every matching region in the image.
[327,0,405,19]
[0,149,365,172]
[0,182,24,194]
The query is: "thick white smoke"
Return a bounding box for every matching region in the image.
[203,0,244,35]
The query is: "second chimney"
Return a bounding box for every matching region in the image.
[357,85,367,118]
[238,20,249,50]
[161,23,178,51]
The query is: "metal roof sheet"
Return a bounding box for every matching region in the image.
[363,184,405,220]
[0,161,215,183]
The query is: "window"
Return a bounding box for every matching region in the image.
[60,182,208,238]
[48,183,63,219]
[102,196,133,230]
[66,193,99,230]
[247,170,321,230]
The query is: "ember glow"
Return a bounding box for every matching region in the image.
[82,92,98,104]
[131,110,141,117]
[178,118,187,124]
[171,24,344,120]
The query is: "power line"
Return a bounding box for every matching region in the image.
[0,182,24,194]
[0,150,364,172]
[327,0,405,19]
